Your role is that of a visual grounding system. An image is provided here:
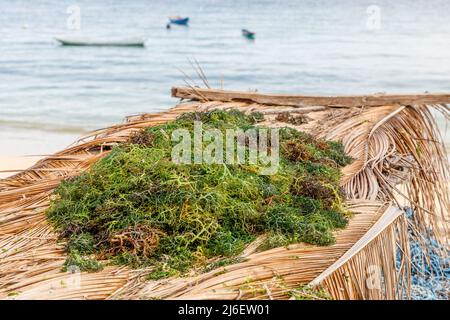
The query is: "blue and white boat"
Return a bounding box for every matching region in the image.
[169,16,189,25]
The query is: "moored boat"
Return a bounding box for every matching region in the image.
[242,29,255,39]
[169,16,189,25]
[54,36,146,47]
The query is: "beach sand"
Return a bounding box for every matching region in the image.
[0,156,42,179]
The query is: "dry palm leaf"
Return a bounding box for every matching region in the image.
[0,87,448,300]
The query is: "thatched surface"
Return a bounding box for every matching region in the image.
[0,87,448,300]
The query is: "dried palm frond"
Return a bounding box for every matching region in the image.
[324,104,449,244]
[0,87,448,300]
[310,205,410,299]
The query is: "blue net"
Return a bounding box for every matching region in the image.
[401,208,449,300]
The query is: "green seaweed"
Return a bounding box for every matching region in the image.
[47,110,352,277]
[63,251,103,272]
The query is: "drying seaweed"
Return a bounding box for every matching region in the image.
[47,110,352,277]
[275,112,310,125]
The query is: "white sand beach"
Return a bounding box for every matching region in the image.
[0,156,42,179]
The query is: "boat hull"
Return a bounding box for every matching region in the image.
[241,29,255,39]
[55,37,145,47]
[169,17,189,25]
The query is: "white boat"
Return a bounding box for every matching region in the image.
[55,36,146,47]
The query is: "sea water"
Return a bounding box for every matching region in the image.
[0,0,449,155]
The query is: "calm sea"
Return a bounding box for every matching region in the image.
[1,0,449,155]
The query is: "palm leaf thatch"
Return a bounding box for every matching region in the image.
[0,86,448,300]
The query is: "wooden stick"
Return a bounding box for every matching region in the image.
[172,87,450,108]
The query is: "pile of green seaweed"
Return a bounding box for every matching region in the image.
[47,110,352,278]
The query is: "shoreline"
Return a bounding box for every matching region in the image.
[0,156,43,179]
